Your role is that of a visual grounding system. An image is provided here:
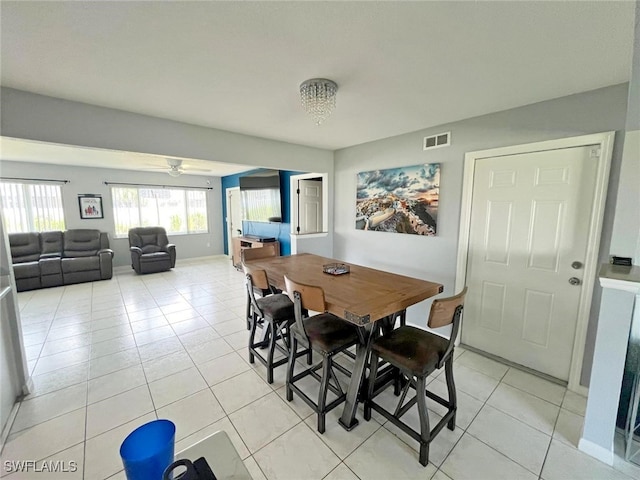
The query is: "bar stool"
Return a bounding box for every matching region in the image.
[371,309,407,395]
[242,247,279,330]
[284,275,360,434]
[243,262,295,384]
[364,287,467,466]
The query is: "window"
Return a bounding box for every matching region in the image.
[0,182,66,233]
[111,187,208,237]
[241,188,281,222]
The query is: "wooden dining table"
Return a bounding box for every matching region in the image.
[244,253,443,431]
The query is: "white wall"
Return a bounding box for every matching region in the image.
[0,88,335,259]
[0,214,30,442]
[1,85,632,387]
[610,0,640,263]
[0,297,20,439]
[334,84,630,386]
[0,161,222,267]
[580,3,640,462]
[291,234,333,258]
[0,87,333,180]
[610,130,640,263]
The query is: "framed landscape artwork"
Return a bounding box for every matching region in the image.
[356,163,440,235]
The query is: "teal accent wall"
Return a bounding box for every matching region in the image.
[221,169,303,256]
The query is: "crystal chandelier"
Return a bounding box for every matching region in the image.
[299,78,338,125]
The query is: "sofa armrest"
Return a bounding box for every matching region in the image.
[130,246,142,273]
[164,244,177,268]
[98,249,114,280]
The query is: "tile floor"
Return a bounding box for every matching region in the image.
[2,255,640,480]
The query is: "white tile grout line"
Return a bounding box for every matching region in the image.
[3,290,64,448]
[82,291,91,480]
[11,264,617,480]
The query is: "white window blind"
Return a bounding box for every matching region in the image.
[0,182,66,233]
[111,187,208,237]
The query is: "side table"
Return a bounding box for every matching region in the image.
[175,430,251,479]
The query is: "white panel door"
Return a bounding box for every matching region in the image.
[298,180,323,234]
[462,145,598,380]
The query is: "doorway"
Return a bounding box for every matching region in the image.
[290,173,328,235]
[225,187,241,259]
[296,178,323,234]
[456,132,614,392]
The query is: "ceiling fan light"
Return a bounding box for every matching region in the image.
[167,168,182,177]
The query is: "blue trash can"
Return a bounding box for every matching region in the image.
[120,419,176,480]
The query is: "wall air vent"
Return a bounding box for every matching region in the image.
[423,131,451,151]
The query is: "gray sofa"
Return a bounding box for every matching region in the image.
[129,227,176,274]
[9,229,114,291]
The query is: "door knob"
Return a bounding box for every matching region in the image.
[568,277,581,286]
[571,261,583,269]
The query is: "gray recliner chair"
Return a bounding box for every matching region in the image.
[8,232,42,291]
[128,227,176,274]
[61,229,113,284]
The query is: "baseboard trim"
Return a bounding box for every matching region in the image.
[0,401,20,453]
[22,376,34,396]
[112,254,230,273]
[579,437,615,465]
[573,384,589,398]
[460,344,570,388]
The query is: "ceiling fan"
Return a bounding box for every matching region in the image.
[167,158,185,177]
[143,158,210,177]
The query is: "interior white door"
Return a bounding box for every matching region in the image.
[297,180,323,234]
[462,145,598,380]
[226,187,242,257]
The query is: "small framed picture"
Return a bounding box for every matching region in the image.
[78,195,104,219]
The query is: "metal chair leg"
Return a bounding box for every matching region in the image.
[394,367,403,396]
[246,298,252,330]
[416,375,431,466]
[266,320,277,384]
[248,312,259,364]
[259,322,271,349]
[286,337,298,401]
[364,352,380,421]
[317,355,331,434]
[281,321,291,351]
[444,356,457,430]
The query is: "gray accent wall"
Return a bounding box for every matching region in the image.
[334,84,630,387]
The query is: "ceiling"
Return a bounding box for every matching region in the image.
[0,137,251,177]
[0,1,635,173]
